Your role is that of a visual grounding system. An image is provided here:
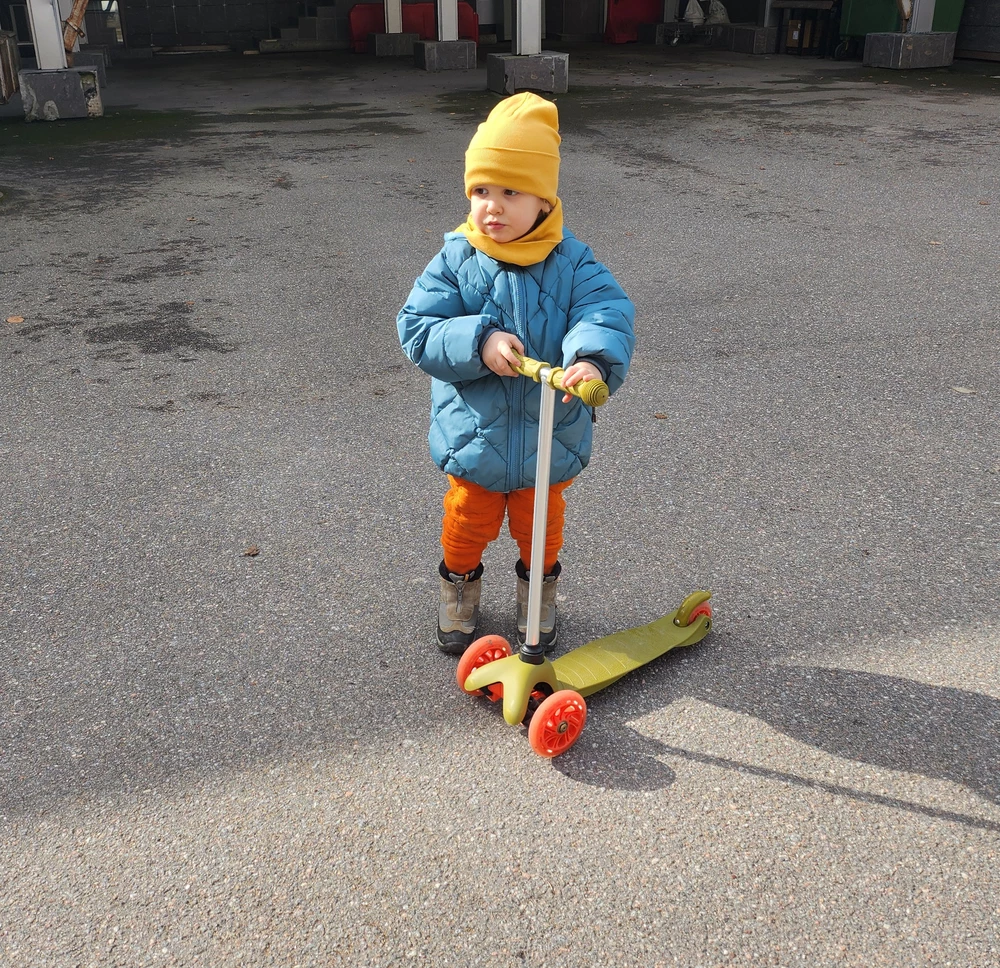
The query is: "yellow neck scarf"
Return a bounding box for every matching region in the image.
[456,198,564,267]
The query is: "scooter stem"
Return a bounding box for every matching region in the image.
[509,352,610,664]
[521,373,556,664]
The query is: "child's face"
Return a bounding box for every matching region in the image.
[469,185,552,244]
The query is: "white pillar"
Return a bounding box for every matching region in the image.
[909,0,936,32]
[437,0,459,41]
[384,0,403,34]
[514,0,542,55]
[26,0,68,69]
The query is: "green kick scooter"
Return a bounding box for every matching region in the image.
[456,352,714,757]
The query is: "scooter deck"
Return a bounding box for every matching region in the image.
[552,606,712,698]
[461,593,713,725]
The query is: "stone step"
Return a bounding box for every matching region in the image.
[259,38,346,53]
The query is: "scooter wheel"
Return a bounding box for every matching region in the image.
[685,602,713,626]
[675,590,712,627]
[456,635,512,695]
[528,690,587,758]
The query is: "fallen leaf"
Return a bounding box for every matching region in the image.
[5,315,24,324]
[928,240,942,245]
[980,200,991,206]
[951,386,976,394]
[654,412,669,419]
[243,545,260,557]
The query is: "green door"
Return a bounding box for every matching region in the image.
[932,0,967,32]
[840,0,901,37]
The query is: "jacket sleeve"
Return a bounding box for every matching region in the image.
[560,246,636,395]
[397,248,495,384]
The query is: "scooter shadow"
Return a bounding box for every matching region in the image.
[552,660,1000,826]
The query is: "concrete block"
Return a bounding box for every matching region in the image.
[18,67,103,121]
[315,17,342,41]
[486,52,569,94]
[637,21,692,45]
[259,38,340,52]
[281,27,300,39]
[71,51,107,87]
[414,39,477,71]
[863,31,956,69]
[368,32,419,56]
[79,44,111,68]
[710,23,776,54]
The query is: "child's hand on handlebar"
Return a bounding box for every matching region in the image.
[482,332,525,377]
[559,361,602,403]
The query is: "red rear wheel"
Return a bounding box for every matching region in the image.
[456,635,512,695]
[528,690,587,757]
[685,602,713,626]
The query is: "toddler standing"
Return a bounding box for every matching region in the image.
[397,92,635,654]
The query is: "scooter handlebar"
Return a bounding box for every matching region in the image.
[511,352,610,408]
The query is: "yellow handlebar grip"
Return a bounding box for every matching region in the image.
[574,378,609,408]
[511,352,610,407]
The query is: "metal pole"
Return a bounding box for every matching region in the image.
[524,373,555,653]
[514,0,541,55]
[25,0,68,69]
[384,0,402,34]
[437,0,458,40]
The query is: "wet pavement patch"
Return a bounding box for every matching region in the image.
[0,109,211,155]
[14,300,237,359]
[84,301,237,357]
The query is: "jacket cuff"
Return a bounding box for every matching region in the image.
[478,324,501,357]
[575,355,609,382]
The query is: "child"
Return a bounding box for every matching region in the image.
[397,92,635,654]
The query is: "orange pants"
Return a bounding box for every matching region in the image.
[441,474,573,576]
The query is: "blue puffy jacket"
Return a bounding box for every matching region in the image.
[397,229,635,493]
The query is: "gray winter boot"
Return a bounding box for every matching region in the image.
[516,559,561,651]
[437,561,484,655]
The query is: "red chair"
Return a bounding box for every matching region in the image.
[458,2,480,45]
[350,3,479,52]
[348,3,384,52]
[604,0,664,43]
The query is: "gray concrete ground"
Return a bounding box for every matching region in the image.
[1,43,999,968]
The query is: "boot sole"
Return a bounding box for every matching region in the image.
[437,632,475,656]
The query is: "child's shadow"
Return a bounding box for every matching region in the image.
[556,662,1000,827]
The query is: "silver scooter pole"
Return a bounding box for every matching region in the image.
[509,352,609,665]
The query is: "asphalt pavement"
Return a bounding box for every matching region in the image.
[1,43,999,968]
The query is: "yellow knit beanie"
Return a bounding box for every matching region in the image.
[464,92,561,204]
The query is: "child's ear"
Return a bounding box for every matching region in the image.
[541,200,553,214]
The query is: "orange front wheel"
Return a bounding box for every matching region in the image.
[456,635,512,696]
[527,690,587,757]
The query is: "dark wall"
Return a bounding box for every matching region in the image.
[958,0,1000,57]
[720,0,767,24]
[121,0,301,49]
